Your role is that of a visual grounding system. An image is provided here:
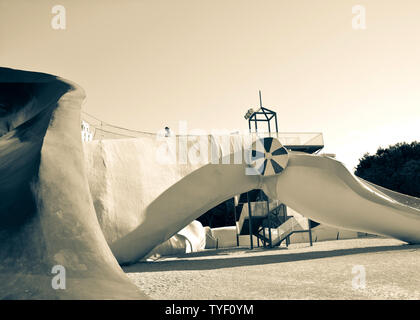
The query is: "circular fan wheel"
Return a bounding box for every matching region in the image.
[250,137,289,176]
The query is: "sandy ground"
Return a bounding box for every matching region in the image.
[123,238,420,299]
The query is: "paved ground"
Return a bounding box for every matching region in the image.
[123,238,420,299]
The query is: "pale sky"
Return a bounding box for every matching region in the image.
[1,0,419,170]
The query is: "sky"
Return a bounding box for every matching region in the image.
[1,0,419,170]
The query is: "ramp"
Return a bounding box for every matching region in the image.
[263,153,420,244]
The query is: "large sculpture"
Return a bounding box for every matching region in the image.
[1,67,419,299]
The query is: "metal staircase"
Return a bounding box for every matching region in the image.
[235,191,313,248]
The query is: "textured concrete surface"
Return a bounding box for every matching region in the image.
[0,68,146,299]
[124,238,420,300]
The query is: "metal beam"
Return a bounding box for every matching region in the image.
[247,192,254,249]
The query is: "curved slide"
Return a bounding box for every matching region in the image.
[111,160,261,263]
[110,138,420,264]
[263,152,420,244]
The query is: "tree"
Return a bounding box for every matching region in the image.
[354,141,420,198]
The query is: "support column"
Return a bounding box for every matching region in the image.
[266,198,272,248]
[247,192,253,249]
[233,202,239,247]
[308,219,313,247]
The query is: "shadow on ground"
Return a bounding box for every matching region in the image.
[123,243,420,273]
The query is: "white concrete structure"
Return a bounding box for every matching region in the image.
[3,68,419,299]
[82,134,420,264]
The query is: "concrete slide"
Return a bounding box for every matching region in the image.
[98,132,420,265]
[147,220,206,259]
[262,152,420,245]
[108,149,262,263]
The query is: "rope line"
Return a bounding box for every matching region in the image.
[81,110,156,136]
